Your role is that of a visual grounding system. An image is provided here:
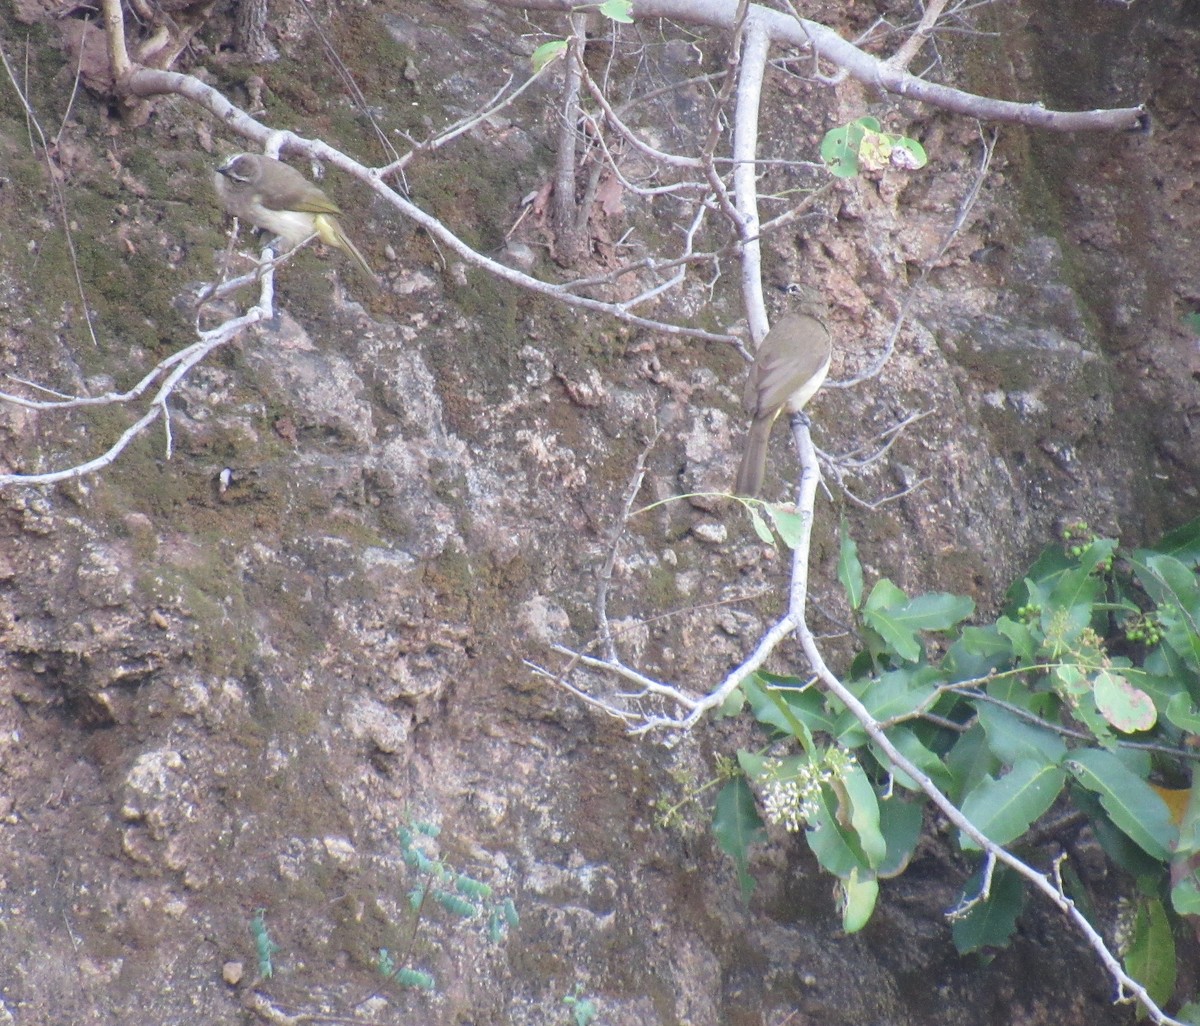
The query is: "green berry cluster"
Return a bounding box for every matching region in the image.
[1125,612,1164,646]
[1061,520,1094,552]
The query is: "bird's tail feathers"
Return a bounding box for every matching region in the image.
[315,213,381,295]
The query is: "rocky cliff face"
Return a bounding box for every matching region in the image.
[0,1,1195,1023]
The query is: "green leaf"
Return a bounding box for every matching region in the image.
[951,864,1024,953]
[820,123,864,178]
[840,761,886,869]
[531,40,568,73]
[713,778,766,900]
[1092,670,1156,732]
[1039,591,1098,654]
[1124,896,1176,1012]
[944,625,1014,681]
[858,667,940,722]
[1066,748,1176,861]
[986,675,1056,716]
[839,521,864,611]
[1137,552,1200,603]
[765,504,805,548]
[718,686,746,717]
[746,504,775,544]
[742,673,832,745]
[1071,785,1168,881]
[1034,541,1115,653]
[871,726,953,792]
[395,967,436,990]
[1171,874,1200,916]
[945,722,998,804]
[434,889,479,918]
[996,616,1037,665]
[840,868,879,933]
[903,591,976,631]
[1051,665,1114,746]
[597,0,634,22]
[806,785,871,878]
[890,137,927,170]
[1007,546,1074,612]
[1151,516,1200,566]
[863,582,974,665]
[975,703,1067,767]
[1156,682,1197,734]
[959,759,1065,851]
[862,587,921,664]
[1138,554,1200,669]
[876,797,924,878]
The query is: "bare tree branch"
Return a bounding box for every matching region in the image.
[493,0,1146,131]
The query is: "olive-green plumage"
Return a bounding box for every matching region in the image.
[213,153,379,294]
[734,304,832,497]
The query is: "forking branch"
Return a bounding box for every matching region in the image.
[2,1,1179,1021]
[4,0,1143,486]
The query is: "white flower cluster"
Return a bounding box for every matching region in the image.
[759,749,858,833]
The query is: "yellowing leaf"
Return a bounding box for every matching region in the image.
[1093,670,1156,732]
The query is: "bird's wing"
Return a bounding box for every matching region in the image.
[744,314,831,416]
[261,174,343,216]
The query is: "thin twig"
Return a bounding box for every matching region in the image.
[1,41,99,349]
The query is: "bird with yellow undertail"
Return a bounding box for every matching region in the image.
[213,152,379,295]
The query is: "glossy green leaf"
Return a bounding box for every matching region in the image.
[951,863,1024,953]
[863,668,940,720]
[765,504,805,549]
[1006,545,1074,611]
[746,504,774,544]
[871,726,953,792]
[840,868,879,933]
[1150,516,1200,566]
[959,759,1065,851]
[840,761,885,869]
[713,778,765,900]
[987,675,1055,716]
[1051,665,1114,745]
[1124,896,1176,1012]
[806,785,871,878]
[975,703,1067,767]
[876,798,924,878]
[944,624,1014,681]
[821,121,871,178]
[1070,786,1167,881]
[839,522,864,611]
[1176,1002,1200,1026]
[996,616,1037,665]
[1132,554,1200,668]
[863,582,974,664]
[1137,673,1189,717]
[945,723,998,804]
[597,0,633,22]
[718,686,746,717]
[1135,552,1200,608]
[1171,874,1200,916]
[1066,748,1176,861]
[742,673,831,746]
[531,40,568,73]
